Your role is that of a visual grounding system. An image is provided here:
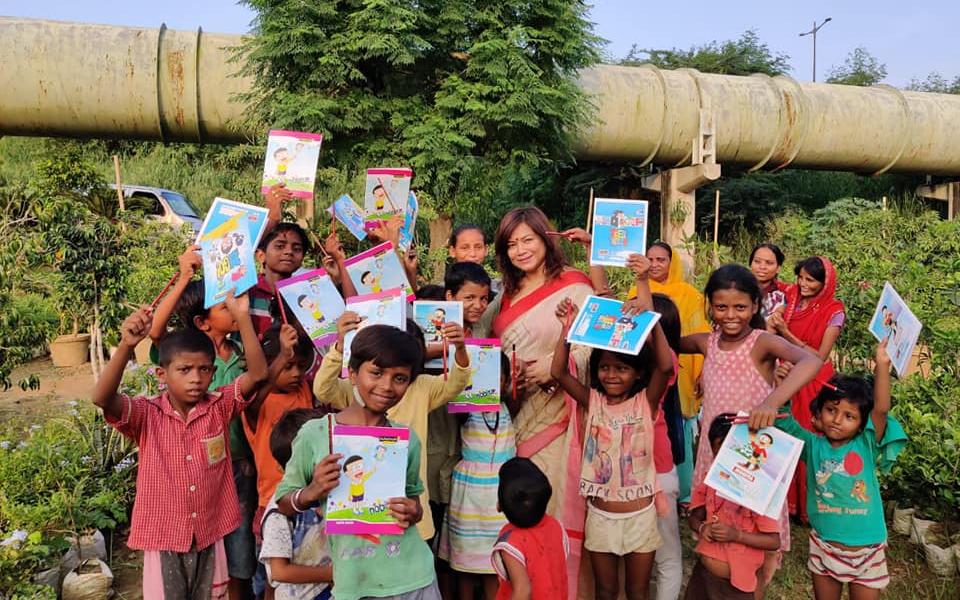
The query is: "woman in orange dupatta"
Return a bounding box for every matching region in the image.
[484,207,597,599]
[629,242,710,505]
[768,256,845,523]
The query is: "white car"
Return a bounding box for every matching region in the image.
[109,185,203,234]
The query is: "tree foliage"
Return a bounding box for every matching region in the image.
[237,0,601,215]
[621,30,790,76]
[826,47,887,87]
[908,72,960,94]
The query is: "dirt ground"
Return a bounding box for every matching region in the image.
[0,357,96,422]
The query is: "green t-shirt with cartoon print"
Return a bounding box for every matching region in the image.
[778,413,907,546]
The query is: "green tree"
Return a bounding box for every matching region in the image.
[908,72,960,94]
[621,30,791,76]
[237,0,601,240]
[826,47,887,86]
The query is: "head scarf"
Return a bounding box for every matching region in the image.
[784,256,845,349]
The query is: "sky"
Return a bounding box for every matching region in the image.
[2,1,957,87]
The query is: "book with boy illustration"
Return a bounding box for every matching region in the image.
[196,197,271,308]
[590,198,649,267]
[566,295,661,356]
[868,282,923,377]
[449,339,501,413]
[341,288,406,378]
[329,194,369,242]
[363,168,413,227]
[276,268,346,347]
[412,300,463,369]
[325,425,410,535]
[398,191,418,251]
[260,130,324,198]
[704,416,804,518]
[343,241,415,300]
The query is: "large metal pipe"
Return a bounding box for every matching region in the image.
[3,17,960,175]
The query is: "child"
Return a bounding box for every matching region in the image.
[259,408,333,600]
[250,223,311,335]
[551,255,673,600]
[448,224,489,266]
[765,341,906,600]
[438,353,519,600]
[685,414,781,600]
[444,262,492,337]
[312,314,471,541]
[92,294,268,598]
[678,263,823,595]
[491,457,568,600]
[275,325,440,600]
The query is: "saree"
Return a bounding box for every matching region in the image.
[783,256,845,521]
[492,269,594,600]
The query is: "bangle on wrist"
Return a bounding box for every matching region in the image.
[291,488,307,513]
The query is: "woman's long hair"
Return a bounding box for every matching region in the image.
[494,206,567,297]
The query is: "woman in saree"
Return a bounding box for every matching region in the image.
[768,256,845,523]
[749,242,789,324]
[629,242,711,506]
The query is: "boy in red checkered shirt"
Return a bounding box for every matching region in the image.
[92,292,269,599]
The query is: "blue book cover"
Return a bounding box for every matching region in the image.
[412,301,463,369]
[277,268,346,348]
[330,194,368,242]
[566,295,660,356]
[590,198,649,267]
[398,191,419,251]
[867,282,923,376]
[196,197,270,308]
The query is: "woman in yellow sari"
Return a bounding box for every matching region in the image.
[630,241,710,505]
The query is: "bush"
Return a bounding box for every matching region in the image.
[0,530,62,598]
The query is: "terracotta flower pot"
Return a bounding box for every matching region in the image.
[49,333,91,367]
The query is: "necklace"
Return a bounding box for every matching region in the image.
[482,411,500,466]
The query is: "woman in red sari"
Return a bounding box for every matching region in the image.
[768,256,845,522]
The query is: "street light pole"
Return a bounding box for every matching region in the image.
[799,17,832,82]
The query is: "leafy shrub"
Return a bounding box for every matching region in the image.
[0,530,61,599]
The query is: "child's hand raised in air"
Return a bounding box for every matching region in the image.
[335,311,362,351]
[178,245,202,279]
[555,297,578,332]
[278,324,298,360]
[119,306,153,349]
[264,183,293,220]
[387,497,422,528]
[440,322,466,350]
[626,253,651,281]
[303,453,344,504]
[223,289,250,317]
[875,338,891,369]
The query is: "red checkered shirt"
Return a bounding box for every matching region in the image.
[106,379,249,552]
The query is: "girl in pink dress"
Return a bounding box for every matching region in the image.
[679,264,821,596]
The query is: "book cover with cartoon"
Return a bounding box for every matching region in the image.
[363,168,413,227]
[330,194,368,242]
[196,198,270,308]
[325,425,410,535]
[704,419,803,518]
[341,288,406,377]
[343,241,415,300]
[566,295,661,356]
[276,268,346,347]
[868,282,923,376]
[412,300,463,369]
[449,339,501,413]
[398,191,418,251]
[590,198,649,267]
[260,130,324,198]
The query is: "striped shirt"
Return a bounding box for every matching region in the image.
[249,274,278,337]
[105,380,249,552]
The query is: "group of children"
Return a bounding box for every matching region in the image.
[92,202,906,600]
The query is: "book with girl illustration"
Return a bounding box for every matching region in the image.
[703,415,803,518]
[868,282,923,376]
[341,288,406,377]
[343,241,415,300]
[566,295,661,355]
[196,197,270,308]
[276,268,346,347]
[260,130,324,198]
[325,425,410,535]
[448,339,501,413]
[589,198,649,267]
[412,300,463,369]
[363,167,413,227]
[330,194,368,241]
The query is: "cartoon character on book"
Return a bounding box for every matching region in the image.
[429,308,446,342]
[737,431,773,471]
[463,350,487,393]
[273,144,304,184]
[361,270,383,293]
[610,317,637,348]
[297,295,326,333]
[343,455,378,515]
[372,185,388,212]
[215,234,246,288]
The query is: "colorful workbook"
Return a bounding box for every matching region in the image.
[196,198,270,308]
[704,416,804,518]
[590,198,649,267]
[341,288,406,377]
[566,295,661,356]
[412,301,463,369]
[398,191,419,251]
[325,425,410,535]
[343,241,415,301]
[276,268,346,348]
[868,282,923,377]
[363,168,413,227]
[449,339,501,413]
[260,130,324,198]
[330,194,368,242]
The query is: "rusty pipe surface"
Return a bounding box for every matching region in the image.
[3,18,960,175]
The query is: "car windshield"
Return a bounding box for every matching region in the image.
[160,191,200,218]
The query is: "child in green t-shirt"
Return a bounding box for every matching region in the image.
[274,324,439,600]
[762,341,907,600]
